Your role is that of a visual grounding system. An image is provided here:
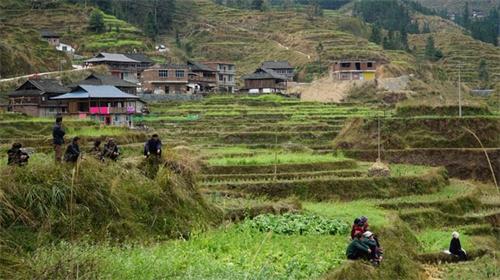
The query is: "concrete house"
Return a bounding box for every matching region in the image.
[51,85,145,126]
[330,60,378,81]
[242,67,287,94]
[84,53,154,83]
[202,61,236,93]
[77,73,138,95]
[187,61,217,93]
[8,79,69,117]
[141,64,189,94]
[261,61,295,81]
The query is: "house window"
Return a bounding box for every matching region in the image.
[175,70,185,78]
[219,74,224,81]
[159,70,168,78]
[367,62,373,68]
[341,63,351,68]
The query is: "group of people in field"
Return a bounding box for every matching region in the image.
[346,216,468,265]
[7,116,163,166]
[346,216,383,266]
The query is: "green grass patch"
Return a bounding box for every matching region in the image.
[416,229,473,254]
[207,153,346,166]
[304,201,389,227]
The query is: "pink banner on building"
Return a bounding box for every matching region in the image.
[90,107,110,115]
[79,113,87,119]
[127,106,135,114]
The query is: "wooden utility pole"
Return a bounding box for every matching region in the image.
[458,64,462,117]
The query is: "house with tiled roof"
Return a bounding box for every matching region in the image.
[51,85,145,126]
[8,79,69,116]
[187,61,217,93]
[242,67,288,94]
[261,60,295,81]
[77,73,138,94]
[84,52,154,83]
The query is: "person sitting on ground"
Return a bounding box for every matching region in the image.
[144,134,162,158]
[351,216,370,239]
[103,138,120,161]
[362,231,383,265]
[346,231,371,260]
[89,140,103,161]
[7,143,29,166]
[449,231,467,261]
[64,137,81,163]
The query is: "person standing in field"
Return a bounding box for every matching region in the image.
[144,134,162,158]
[52,116,65,163]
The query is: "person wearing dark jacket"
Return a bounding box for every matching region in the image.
[362,231,383,265]
[64,137,81,163]
[7,143,29,166]
[52,116,65,162]
[103,138,120,161]
[89,140,103,161]
[449,231,467,261]
[144,134,162,157]
[346,232,371,260]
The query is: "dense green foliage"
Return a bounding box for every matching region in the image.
[245,213,349,235]
[88,10,105,33]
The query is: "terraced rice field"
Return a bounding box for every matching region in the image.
[1,94,498,279]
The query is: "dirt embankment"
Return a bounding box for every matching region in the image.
[293,77,367,103]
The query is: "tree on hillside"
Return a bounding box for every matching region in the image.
[462,2,470,28]
[88,10,105,33]
[422,22,431,33]
[252,0,264,11]
[370,24,382,44]
[424,35,443,61]
[316,41,324,71]
[144,12,158,40]
[478,59,489,88]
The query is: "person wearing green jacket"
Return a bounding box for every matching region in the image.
[346,232,371,260]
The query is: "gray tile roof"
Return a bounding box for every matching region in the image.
[86,53,140,63]
[261,60,293,69]
[79,74,137,88]
[8,79,68,97]
[40,30,59,38]
[51,85,141,100]
[125,53,154,63]
[188,61,216,72]
[243,68,287,80]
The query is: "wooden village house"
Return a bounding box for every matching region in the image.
[242,67,288,94]
[78,73,138,95]
[51,85,145,126]
[330,60,378,81]
[187,61,217,93]
[261,61,295,81]
[8,79,69,117]
[84,53,154,83]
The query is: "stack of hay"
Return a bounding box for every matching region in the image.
[368,159,390,177]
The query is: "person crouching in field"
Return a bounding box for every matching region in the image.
[52,116,65,163]
[89,140,104,161]
[362,231,383,265]
[449,231,467,261]
[7,143,29,166]
[144,134,162,158]
[103,138,120,161]
[351,216,369,239]
[64,137,81,163]
[346,232,371,261]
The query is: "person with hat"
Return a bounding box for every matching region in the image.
[351,216,370,239]
[7,143,29,166]
[346,231,371,260]
[362,231,383,265]
[449,231,467,261]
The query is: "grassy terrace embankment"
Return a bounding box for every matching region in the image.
[1,94,499,279]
